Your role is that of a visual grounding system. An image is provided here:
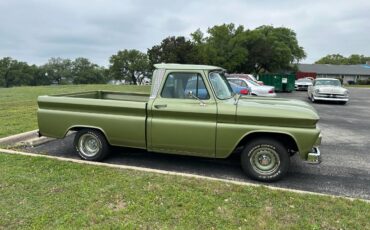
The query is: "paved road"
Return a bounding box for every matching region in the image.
[24,88,370,200]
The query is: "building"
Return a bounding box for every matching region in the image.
[297,63,370,83]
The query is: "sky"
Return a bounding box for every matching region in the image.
[1,0,369,66]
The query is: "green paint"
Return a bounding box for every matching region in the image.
[38,64,321,161]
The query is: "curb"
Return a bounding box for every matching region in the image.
[0,130,38,145]
[0,130,55,147]
[0,148,369,203]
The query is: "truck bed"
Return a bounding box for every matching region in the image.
[55,91,149,102]
[37,91,149,149]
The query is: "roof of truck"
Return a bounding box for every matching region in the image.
[154,63,224,71]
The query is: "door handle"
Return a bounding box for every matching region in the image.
[154,104,167,109]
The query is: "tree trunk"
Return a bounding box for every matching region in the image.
[4,69,10,88]
[131,72,137,85]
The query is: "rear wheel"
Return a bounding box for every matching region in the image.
[241,138,290,182]
[74,129,110,161]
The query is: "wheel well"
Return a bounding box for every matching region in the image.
[69,127,108,142]
[236,132,299,154]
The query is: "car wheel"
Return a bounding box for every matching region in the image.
[339,101,347,105]
[241,138,290,182]
[74,129,110,161]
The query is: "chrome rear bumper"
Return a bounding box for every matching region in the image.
[306,147,321,164]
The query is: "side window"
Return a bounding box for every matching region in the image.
[161,73,210,99]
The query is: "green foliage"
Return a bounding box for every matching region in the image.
[193,24,248,72]
[109,49,150,85]
[0,57,36,88]
[315,54,370,64]
[243,26,306,73]
[147,36,198,66]
[41,57,73,84]
[72,57,107,84]
[190,24,305,74]
[357,79,370,85]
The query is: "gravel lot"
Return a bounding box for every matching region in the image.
[24,87,370,200]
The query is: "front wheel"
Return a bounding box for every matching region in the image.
[241,138,290,182]
[310,94,316,103]
[74,129,110,161]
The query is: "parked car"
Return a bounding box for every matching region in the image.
[229,82,250,95]
[183,77,250,99]
[38,63,321,182]
[227,73,264,85]
[308,78,349,104]
[295,78,313,91]
[228,78,276,97]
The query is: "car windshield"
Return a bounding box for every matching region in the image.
[209,72,234,100]
[315,79,341,86]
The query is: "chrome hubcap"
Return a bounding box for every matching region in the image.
[78,133,101,157]
[250,147,280,175]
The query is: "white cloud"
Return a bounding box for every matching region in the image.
[0,0,369,66]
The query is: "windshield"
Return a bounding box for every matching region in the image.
[209,72,234,100]
[315,79,341,86]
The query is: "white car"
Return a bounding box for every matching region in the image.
[308,78,349,104]
[295,78,313,91]
[228,78,276,97]
[227,74,264,85]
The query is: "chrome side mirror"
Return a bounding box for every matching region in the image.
[187,91,206,106]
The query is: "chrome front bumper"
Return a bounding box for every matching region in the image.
[306,147,321,164]
[313,95,349,102]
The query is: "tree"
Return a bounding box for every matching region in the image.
[315,54,370,65]
[41,57,73,84]
[0,57,16,87]
[0,57,34,87]
[72,57,106,84]
[315,54,346,64]
[191,24,248,73]
[147,36,198,66]
[190,24,305,74]
[109,49,150,85]
[243,26,306,74]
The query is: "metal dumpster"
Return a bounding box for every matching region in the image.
[258,74,295,92]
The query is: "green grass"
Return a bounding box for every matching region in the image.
[0,84,150,138]
[0,153,369,229]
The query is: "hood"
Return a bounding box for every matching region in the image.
[315,86,347,94]
[236,96,319,128]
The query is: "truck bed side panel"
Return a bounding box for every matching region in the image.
[38,96,147,149]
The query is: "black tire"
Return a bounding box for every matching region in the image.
[241,138,290,182]
[339,101,347,105]
[74,129,110,161]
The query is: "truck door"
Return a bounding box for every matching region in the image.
[149,71,217,157]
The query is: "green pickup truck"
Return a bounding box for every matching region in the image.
[38,63,321,182]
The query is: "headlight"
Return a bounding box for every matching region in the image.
[344,90,349,96]
[314,89,320,94]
